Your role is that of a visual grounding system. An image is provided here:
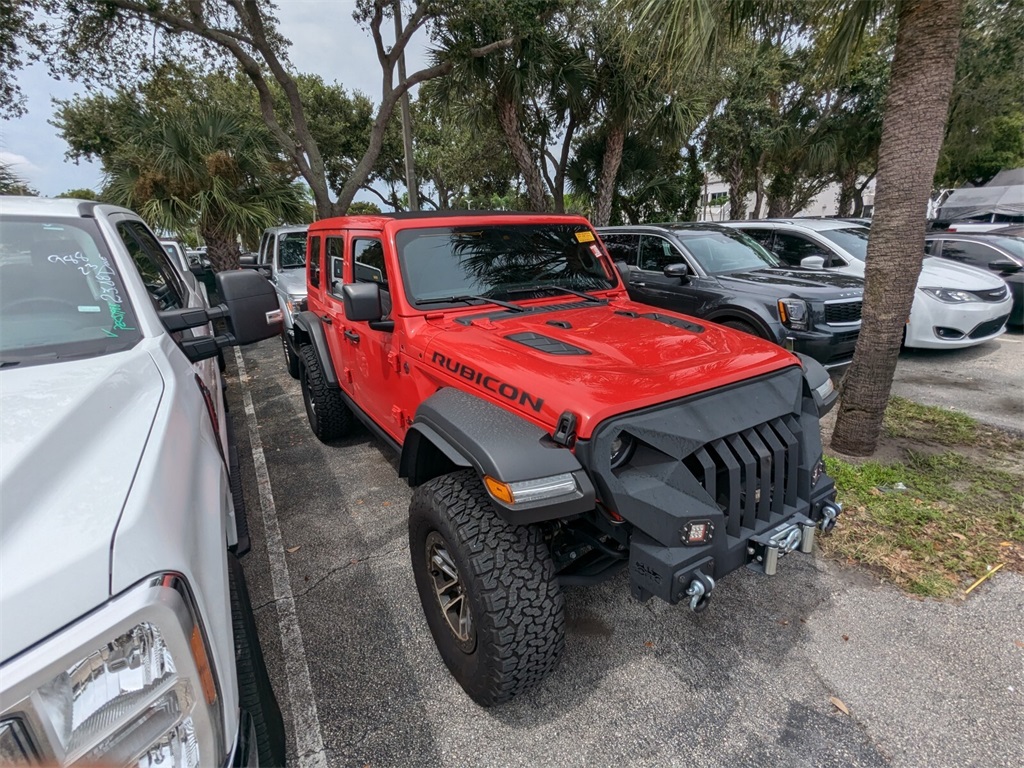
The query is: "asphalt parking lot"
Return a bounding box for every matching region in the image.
[227,337,1024,768]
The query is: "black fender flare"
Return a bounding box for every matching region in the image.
[795,353,838,416]
[292,311,339,389]
[400,388,596,524]
[705,304,780,343]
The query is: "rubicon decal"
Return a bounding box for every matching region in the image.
[431,352,544,413]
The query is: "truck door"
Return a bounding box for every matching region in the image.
[340,232,402,440]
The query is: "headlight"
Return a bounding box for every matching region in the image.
[610,432,636,469]
[920,287,981,303]
[778,298,811,330]
[0,576,224,767]
[285,294,307,314]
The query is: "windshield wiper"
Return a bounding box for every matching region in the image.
[503,285,603,302]
[417,295,526,312]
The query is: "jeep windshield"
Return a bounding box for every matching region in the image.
[0,216,142,367]
[278,231,307,269]
[396,224,618,309]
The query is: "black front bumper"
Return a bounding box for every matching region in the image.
[575,367,838,605]
[789,326,859,370]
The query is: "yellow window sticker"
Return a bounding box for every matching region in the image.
[575,230,595,243]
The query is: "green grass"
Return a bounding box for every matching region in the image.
[822,400,1024,598]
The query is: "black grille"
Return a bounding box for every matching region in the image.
[824,301,862,324]
[969,286,1008,302]
[968,314,1009,339]
[682,415,802,537]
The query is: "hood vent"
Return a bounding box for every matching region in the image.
[614,310,704,333]
[506,332,590,356]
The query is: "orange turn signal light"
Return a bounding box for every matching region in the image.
[484,476,514,504]
[190,625,218,706]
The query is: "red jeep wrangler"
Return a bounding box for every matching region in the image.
[292,212,841,705]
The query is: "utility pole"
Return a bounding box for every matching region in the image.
[394,0,419,211]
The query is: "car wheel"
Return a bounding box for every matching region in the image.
[299,345,352,442]
[282,334,300,379]
[409,469,565,706]
[228,553,287,767]
[721,319,763,338]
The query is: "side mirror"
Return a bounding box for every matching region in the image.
[663,263,690,280]
[990,259,1022,273]
[613,260,629,275]
[800,256,826,270]
[239,254,258,268]
[343,282,383,322]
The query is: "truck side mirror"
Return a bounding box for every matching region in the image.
[343,282,383,322]
[663,263,690,280]
[218,270,283,344]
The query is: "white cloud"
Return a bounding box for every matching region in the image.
[0,151,41,175]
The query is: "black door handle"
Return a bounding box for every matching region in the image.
[344,329,360,344]
[321,314,332,325]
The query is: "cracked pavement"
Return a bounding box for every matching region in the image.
[228,338,1024,768]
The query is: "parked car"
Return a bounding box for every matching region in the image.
[724,218,1013,349]
[293,210,842,705]
[0,196,285,766]
[598,223,865,370]
[925,232,1024,326]
[252,225,308,378]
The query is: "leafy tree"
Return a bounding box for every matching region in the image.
[348,201,383,215]
[936,0,1024,186]
[56,188,99,200]
[0,160,37,195]
[33,0,517,217]
[631,0,968,456]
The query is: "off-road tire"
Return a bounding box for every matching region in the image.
[721,319,763,338]
[409,469,565,706]
[299,345,352,442]
[227,554,287,767]
[282,333,300,379]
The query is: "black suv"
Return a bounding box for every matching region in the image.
[599,223,865,370]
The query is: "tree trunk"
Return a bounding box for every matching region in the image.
[594,125,626,227]
[496,96,548,212]
[752,163,766,219]
[202,226,241,274]
[727,158,747,220]
[832,0,965,456]
[837,168,858,216]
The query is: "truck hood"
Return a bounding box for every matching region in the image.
[716,267,864,299]
[0,349,164,662]
[275,267,308,297]
[421,298,798,438]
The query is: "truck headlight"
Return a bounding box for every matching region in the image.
[778,298,811,330]
[0,575,224,767]
[285,294,307,314]
[609,433,636,469]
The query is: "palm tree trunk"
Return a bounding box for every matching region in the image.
[837,168,858,216]
[496,96,548,212]
[202,227,241,274]
[594,125,626,227]
[727,158,747,220]
[832,0,965,456]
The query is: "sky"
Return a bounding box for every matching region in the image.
[0,0,430,198]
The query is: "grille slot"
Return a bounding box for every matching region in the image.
[824,300,862,324]
[968,314,1009,339]
[683,416,802,536]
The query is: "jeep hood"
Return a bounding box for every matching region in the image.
[422,299,798,438]
[0,349,163,662]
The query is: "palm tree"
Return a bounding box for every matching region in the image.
[103,105,311,272]
[630,0,966,455]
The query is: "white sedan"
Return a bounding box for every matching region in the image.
[725,219,1013,349]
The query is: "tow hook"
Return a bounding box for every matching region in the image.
[819,501,842,533]
[685,571,715,613]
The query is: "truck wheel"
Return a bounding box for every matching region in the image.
[409,469,565,706]
[722,319,763,338]
[228,554,287,767]
[282,334,300,379]
[299,345,352,442]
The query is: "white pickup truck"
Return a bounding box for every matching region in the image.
[0,197,285,767]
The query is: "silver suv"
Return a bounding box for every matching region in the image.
[0,197,285,766]
[253,225,308,378]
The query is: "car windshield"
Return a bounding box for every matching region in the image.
[819,227,869,260]
[0,216,142,366]
[983,236,1024,261]
[396,224,618,306]
[278,231,307,269]
[676,230,780,274]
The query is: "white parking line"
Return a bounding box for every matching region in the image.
[234,348,328,768]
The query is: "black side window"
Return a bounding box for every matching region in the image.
[326,236,345,297]
[940,241,1000,267]
[601,234,640,266]
[308,235,322,288]
[117,222,184,311]
[772,233,827,266]
[742,229,775,250]
[258,233,273,265]
[639,235,684,272]
[353,238,390,316]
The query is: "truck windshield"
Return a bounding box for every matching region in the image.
[0,216,142,367]
[278,231,307,269]
[396,224,618,307]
